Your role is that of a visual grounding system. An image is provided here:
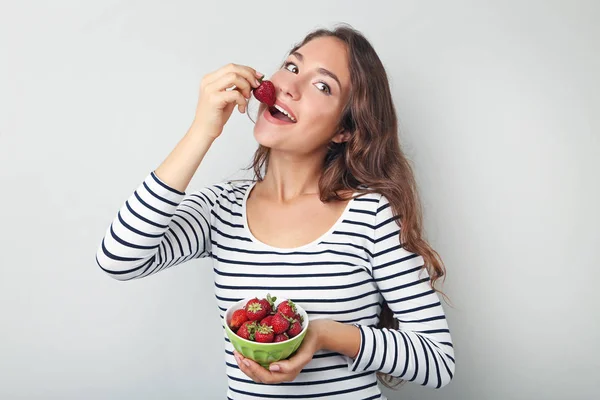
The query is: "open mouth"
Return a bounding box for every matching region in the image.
[268,106,297,123]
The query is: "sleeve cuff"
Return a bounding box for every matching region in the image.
[346,324,370,372]
[147,170,186,203]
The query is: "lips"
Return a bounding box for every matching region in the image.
[264,106,296,125]
[273,101,297,122]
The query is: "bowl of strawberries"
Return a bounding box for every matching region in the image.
[224,293,308,368]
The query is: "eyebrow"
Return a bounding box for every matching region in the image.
[290,51,342,91]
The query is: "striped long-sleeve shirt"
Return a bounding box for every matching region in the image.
[96,171,455,399]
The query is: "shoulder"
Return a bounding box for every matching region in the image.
[354,190,395,221]
[213,179,255,202]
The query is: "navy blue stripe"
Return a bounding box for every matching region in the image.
[125,200,167,229]
[380,277,430,293]
[214,278,373,291]
[212,254,359,268]
[393,301,441,315]
[212,241,367,260]
[109,223,158,250]
[378,330,388,371]
[352,325,366,372]
[399,331,410,377]
[374,229,400,244]
[363,328,377,370]
[134,190,172,218]
[212,226,253,242]
[374,264,422,282]
[212,209,244,228]
[226,370,372,386]
[142,181,178,206]
[376,202,391,214]
[117,211,163,238]
[212,266,366,279]
[151,171,185,195]
[228,381,378,398]
[101,238,141,262]
[420,335,442,389]
[389,331,399,374]
[417,335,430,386]
[388,289,434,304]
[398,315,446,324]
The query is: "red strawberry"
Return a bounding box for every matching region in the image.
[229,309,248,332]
[260,315,274,328]
[237,321,257,341]
[259,293,277,315]
[253,77,276,107]
[293,312,304,324]
[277,300,297,318]
[287,320,302,338]
[271,312,290,334]
[273,333,289,343]
[255,324,274,343]
[245,298,268,321]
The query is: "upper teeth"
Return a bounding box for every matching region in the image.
[274,104,296,122]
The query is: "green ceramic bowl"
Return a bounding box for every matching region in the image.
[224,296,309,368]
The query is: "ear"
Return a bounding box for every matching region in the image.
[331,128,351,144]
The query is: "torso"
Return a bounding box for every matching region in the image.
[245,182,354,249]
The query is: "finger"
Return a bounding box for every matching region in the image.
[235,354,263,383]
[206,72,254,100]
[270,360,296,376]
[204,63,261,85]
[203,63,262,92]
[213,90,247,113]
[243,358,275,383]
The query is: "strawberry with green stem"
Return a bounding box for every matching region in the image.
[277,299,297,318]
[237,320,257,341]
[255,324,274,343]
[259,293,277,315]
[287,319,302,338]
[245,298,268,321]
[271,312,290,334]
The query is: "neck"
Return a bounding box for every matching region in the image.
[259,148,327,203]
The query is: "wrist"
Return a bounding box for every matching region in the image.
[313,319,361,359]
[189,120,221,141]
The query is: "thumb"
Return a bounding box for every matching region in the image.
[270,358,294,373]
[269,363,282,372]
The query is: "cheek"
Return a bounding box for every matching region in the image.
[302,97,340,126]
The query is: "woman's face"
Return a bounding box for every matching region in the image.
[253,36,351,154]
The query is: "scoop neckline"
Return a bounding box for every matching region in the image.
[241,180,357,252]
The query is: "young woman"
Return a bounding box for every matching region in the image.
[96,24,455,399]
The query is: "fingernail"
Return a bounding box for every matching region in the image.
[270,364,280,372]
[255,71,264,78]
[243,360,251,367]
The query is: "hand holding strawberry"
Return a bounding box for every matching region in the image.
[193,63,263,139]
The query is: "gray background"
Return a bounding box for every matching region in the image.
[1,0,598,399]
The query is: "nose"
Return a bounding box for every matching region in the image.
[278,77,300,100]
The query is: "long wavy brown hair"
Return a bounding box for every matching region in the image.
[244,23,449,389]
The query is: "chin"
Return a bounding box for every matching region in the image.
[252,108,290,148]
[252,125,280,148]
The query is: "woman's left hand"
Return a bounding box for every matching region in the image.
[233,319,325,384]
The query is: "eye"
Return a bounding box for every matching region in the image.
[283,61,332,95]
[315,82,331,95]
[284,61,298,73]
